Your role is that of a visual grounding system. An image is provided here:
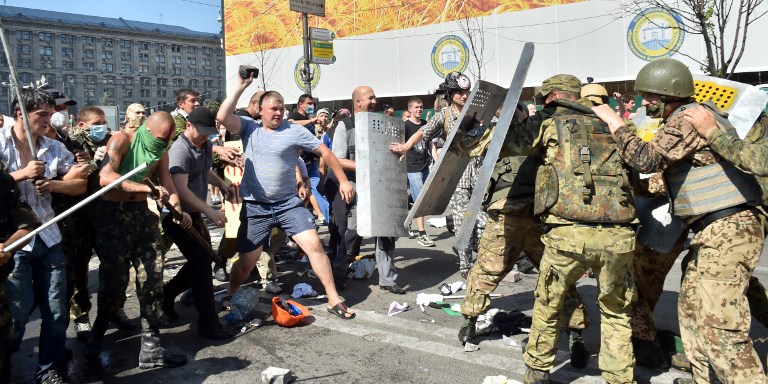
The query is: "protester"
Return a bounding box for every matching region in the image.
[403,97,435,247]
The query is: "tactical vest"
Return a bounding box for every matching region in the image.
[664,103,761,217]
[484,155,540,206]
[534,100,636,223]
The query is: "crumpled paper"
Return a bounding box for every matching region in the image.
[388,301,411,316]
[476,308,500,336]
[426,217,447,228]
[291,283,317,299]
[439,281,466,295]
[416,293,444,312]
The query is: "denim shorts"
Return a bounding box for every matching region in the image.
[236,199,317,253]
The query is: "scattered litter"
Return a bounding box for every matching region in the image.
[450,303,461,312]
[347,258,375,280]
[306,268,318,279]
[482,375,522,384]
[241,318,263,333]
[464,342,480,352]
[439,281,466,295]
[261,366,295,384]
[503,270,521,283]
[476,309,500,336]
[224,287,260,327]
[502,334,519,347]
[387,301,412,316]
[416,293,444,312]
[426,217,447,228]
[492,309,532,335]
[291,283,317,299]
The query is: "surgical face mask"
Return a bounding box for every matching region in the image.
[88,124,108,142]
[306,105,315,116]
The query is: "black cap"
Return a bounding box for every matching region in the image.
[42,87,76,106]
[187,107,217,136]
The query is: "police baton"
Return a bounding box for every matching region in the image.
[5,162,149,253]
[142,178,222,265]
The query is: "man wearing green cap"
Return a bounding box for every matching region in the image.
[593,58,765,384]
[523,74,638,384]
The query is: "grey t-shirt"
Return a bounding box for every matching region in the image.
[239,117,322,203]
[168,134,213,213]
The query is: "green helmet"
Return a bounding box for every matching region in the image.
[634,58,694,98]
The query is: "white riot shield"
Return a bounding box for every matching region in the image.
[693,75,768,138]
[355,112,410,238]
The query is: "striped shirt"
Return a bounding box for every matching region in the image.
[0,127,74,251]
[239,117,321,203]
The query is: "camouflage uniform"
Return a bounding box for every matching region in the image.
[0,161,40,380]
[611,102,765,383]
[523,75,638,384]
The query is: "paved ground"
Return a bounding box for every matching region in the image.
[8,215,768,383]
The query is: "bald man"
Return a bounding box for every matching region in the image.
[84,112,190,368]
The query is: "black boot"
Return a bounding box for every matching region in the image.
[110,308,137,331]
[83,317,109,361]
[138,331,188,369]
[568,329,589,368]
[633,337,668,370]
[458,316,477,345]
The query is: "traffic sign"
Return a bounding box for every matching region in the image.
[310,41,335,64]
[310,27,335,41]
[289,0,326,17]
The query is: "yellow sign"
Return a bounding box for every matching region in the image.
[311,41,335,64]
[223,141,243,238]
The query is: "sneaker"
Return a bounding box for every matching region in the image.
[40,369,64,384]
[264,281,283,294]
[74,319,92,341]
[417,234,435,247]
[408,229,418,239]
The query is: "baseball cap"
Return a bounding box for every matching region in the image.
[316,108,330,116]
[187,107,218,136]
[43,87,77,106]
[537,74,582,99]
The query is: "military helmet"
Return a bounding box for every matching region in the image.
[581,83,609,105]
[634,58,694,98]
[439,71,472,100]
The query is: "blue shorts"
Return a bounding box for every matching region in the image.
[236,199,317,253]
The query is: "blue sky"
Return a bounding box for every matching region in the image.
[2,0,222,33]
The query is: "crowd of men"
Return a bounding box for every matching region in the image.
[0,53,767,384]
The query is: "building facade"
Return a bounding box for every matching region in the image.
[0,6,224,117]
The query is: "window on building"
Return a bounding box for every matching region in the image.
[172,45,182,53]
[15,31,30,40]
[203,47,211,55]
[102,63,113,72]
[62,47,74,58]
[60,34,74,44]
[42,74,55,87]
[173,78,183,87]
[121,64,132,73]
[139,41,149,50]
[139,53,149,62]
[0,59,8,68]
[173,67,182,76]
[187,46,197,54]
[102,38,113,48]
[39,60,54,70]
[105,88,115,97]
[155,56,165,63]
[124,77,133,85]
[38,47,53,56]
[189,68,197,76]
[203,69,212,77]
[202,58,211,66]
[156,66,166,74]
[84,49,95,59]
[83,62,95,71]
[17,45,30,55]
[120,40,132,49]
[140,89,150,97]
[103,76,115,84]
[85,75,96,84]
[156,43,165,53]
[189,79,198,88]
[38,33,53,44]
[63,61,75,70]
[139,65,149,73]
[18,59,31,69]
[123,88,133,98]
[172,56,181,64]
[102,51,113,60]
[157,89,167,98]
[82,36,94,46]
[84,88,95,98]
[204,80,213,88]
[19,72,33,84]
[187,57,196,65]
[140,77,150,86]
[121,52,131,61]
[64,75,76,85]
[157,78,167,86]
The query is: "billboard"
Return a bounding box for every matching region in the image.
[223,0,768,104]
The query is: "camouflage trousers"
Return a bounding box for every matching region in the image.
[678,210,767,384]
[58,207,97,324]
[524,225,636,384]
[450,187,488,274]
[461,212,589,329]
[93,202,164,331]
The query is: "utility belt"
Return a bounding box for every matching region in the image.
[101,200,148,211]
[542,222,636,233]
[689,204,753,233]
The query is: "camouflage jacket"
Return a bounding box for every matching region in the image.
[706,112,768,177]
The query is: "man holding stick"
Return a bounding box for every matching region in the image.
[84,112,191,368]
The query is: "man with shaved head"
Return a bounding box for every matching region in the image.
[84,111,191,368]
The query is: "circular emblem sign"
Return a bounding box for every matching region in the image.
[294,57,321,91]
[627,7,686,61]
[431,35,469,78]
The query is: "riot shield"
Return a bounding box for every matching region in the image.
[453,43,535,252]
[405,80,508,225]
[355,112,410,238]
[692,75,768,138]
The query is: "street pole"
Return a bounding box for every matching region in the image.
[301,13,312,96]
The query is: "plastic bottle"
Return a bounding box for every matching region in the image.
[224,286,260,325]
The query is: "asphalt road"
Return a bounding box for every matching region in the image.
[8,217,768,383]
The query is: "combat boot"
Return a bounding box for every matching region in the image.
[110,308,137,331]
[568,329,589,368]
[83,317,109,361]
[633,337,668,370]
[138,331,188,369]
[457,316,477,345]
[523,367,550,384]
